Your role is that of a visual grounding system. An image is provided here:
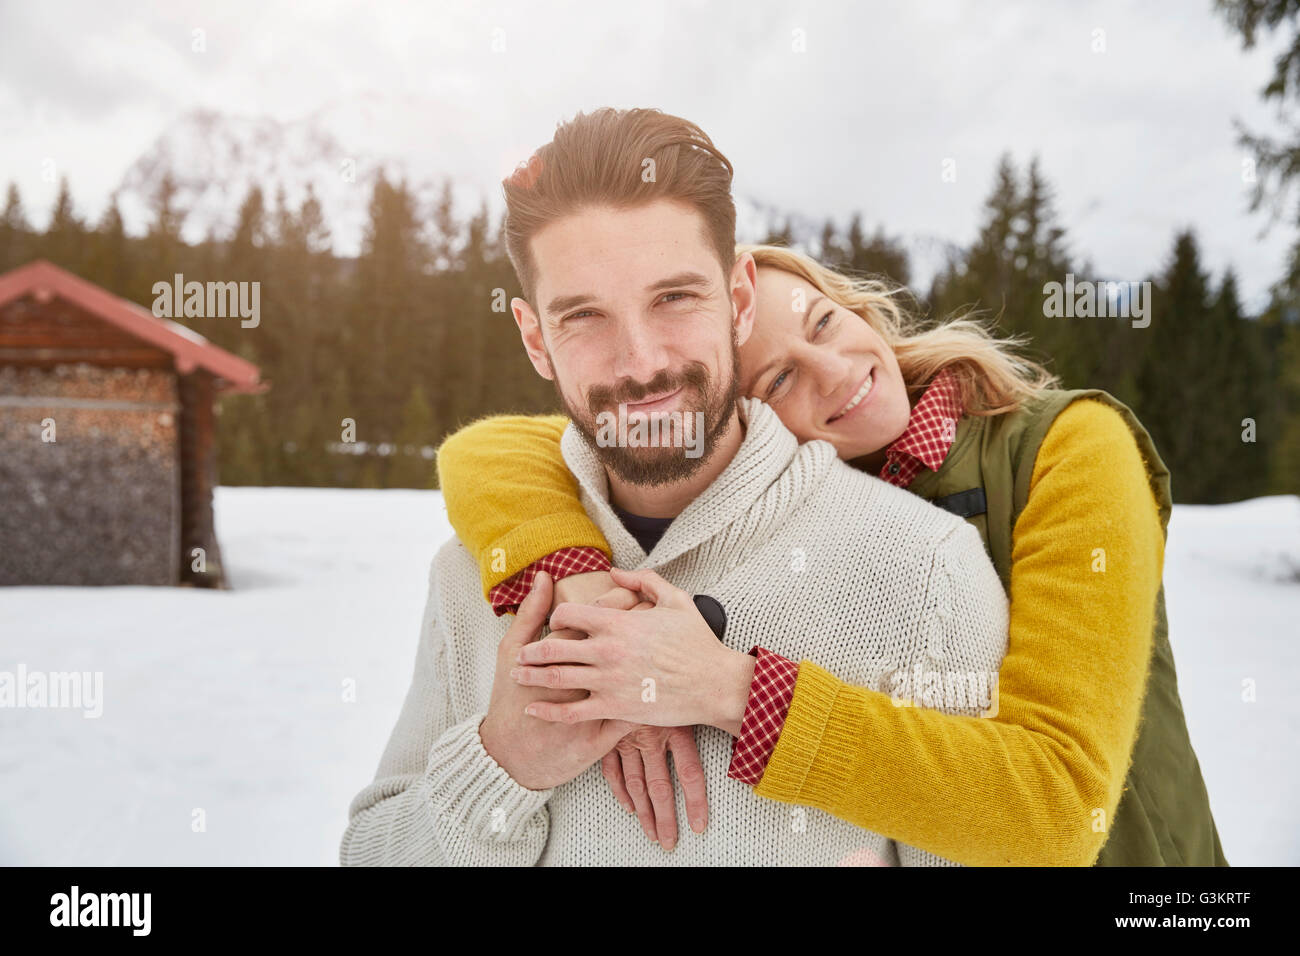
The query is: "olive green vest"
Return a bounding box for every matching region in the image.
[905,388,1227,866]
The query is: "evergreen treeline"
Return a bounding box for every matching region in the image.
[0,173,554,490]
[924,155,1290,503]
[1,158,1296,502]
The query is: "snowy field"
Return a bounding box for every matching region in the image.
[1,487,1297,866]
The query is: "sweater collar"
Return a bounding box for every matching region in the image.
[560,398,805,569]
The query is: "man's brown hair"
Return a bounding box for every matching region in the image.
[502,108,737,308]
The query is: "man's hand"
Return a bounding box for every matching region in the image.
[602,724,707,849]
[553,571,711,849]
[479,571,634,790]
[513,567,756,733]
[552,570,624,610]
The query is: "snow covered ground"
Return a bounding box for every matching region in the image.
[1,487,1297,866]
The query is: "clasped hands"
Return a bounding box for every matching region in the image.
[478,567,755,850]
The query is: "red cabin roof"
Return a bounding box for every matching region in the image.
[0,259,266,395]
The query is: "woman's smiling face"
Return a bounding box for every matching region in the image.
[739,267,913,461]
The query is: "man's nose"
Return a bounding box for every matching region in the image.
[610,315,671,383]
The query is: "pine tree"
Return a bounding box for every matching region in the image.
[217,395,267,486]
[352,173,429,440]
[1216,0,1300,226]
[818,219,845,268]
[146,173,186,302]
[300,184,331,254]
[760,215,794,247]
[430,179,457,271]
[844,214,911,286]
[931,154,1075,380]
[86,197,131,294]
[1,182,30,270]
[226,185,267,288]
[1259,232,1300,495]
[932,155,1023,330]
[1213,0,1300,497]
[447,202,555,428]
[1268,318,1300,493]
[1134,231,1216,502]
[43,177,85,271]
[1206,270,1271,501]
[389,383,437,488]
[322,367,356,486]
[1015,158,1090,385]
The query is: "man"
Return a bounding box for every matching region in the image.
[339,108,1008,866]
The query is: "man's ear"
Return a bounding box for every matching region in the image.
[730,252,758,348]
[513,297,554,380]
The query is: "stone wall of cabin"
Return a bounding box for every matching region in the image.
[0,363,180,585]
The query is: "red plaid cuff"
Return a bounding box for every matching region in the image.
[488,546,612,616]
[727,647,800,785]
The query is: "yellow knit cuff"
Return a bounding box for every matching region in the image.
[476,512,612,601]
[753,659,842,803]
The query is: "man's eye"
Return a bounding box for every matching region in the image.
[661,292,693,304]
[566,310,597,320]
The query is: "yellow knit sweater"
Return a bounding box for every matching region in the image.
[435,399,1163,865]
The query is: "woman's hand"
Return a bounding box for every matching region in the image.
[513,567,755,733]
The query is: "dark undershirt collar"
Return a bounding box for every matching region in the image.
[610,503,674,554]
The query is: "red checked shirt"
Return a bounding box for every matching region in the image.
[489,546,611,616]
[489,367,965,785]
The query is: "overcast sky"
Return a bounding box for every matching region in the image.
[0,0,1293,309]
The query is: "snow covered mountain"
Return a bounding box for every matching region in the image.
[113,96,501,255]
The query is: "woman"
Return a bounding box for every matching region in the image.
[436,243,1226,867]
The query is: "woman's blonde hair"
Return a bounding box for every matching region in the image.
[737,243,1059,416]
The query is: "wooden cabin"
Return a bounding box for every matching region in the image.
[0,260,265,587]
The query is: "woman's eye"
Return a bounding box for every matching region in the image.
[768,369,790,397]
[814,310,833,334]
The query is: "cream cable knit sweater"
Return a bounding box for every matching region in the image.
[340,399,1009,866]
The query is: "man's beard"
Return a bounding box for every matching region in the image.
[553,338,740,487]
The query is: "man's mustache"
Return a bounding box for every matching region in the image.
[586,362,710,413]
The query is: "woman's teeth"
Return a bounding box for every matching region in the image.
[830,373,873,422]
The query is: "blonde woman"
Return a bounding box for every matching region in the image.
[436,242,1226,867]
